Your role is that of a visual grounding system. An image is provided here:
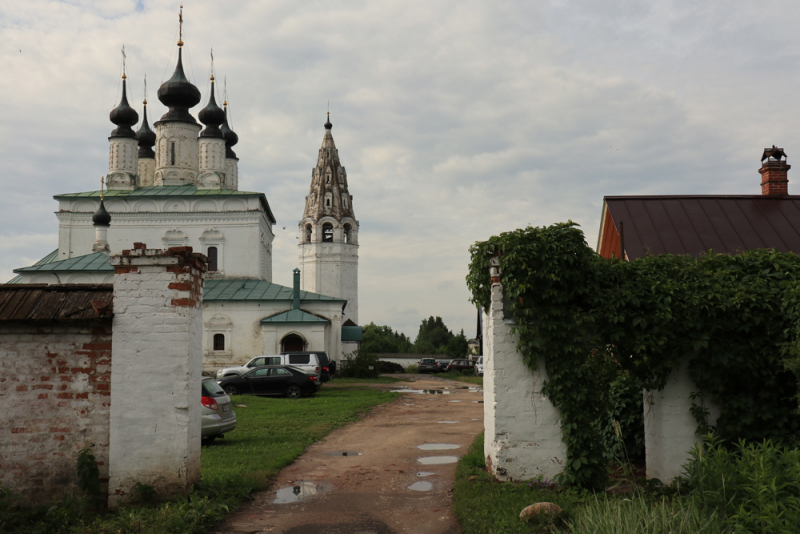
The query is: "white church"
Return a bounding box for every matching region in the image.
[10,35,361,371]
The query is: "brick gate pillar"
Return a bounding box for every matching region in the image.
[107,244,206,504]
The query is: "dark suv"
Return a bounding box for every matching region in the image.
[282,351,334,382]
[418,358,439,373]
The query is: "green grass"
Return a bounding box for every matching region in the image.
[202,386,399,484]
[452,433,734,534]
[438,372,483,386]
[2,386,398,534]
[453,432,589,533]
[329,375,411,385]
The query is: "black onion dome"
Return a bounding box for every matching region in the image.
[92,199,111,227]
[324,112,332,130]
[221,106,239,158]
[157,48,201,123]
[109,77,139,138]
[136,102,156,158]
[198,78,225,138]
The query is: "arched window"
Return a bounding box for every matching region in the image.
[213,333,225,351]
[326,168,332,184]
[305,224,312,243]
[322,223,333,242]
[207,246,219,271]
[343,223,352,243]
[170,142,176,165]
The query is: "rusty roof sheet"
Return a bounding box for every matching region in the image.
[604,195,800,260]
[0,284,113,322]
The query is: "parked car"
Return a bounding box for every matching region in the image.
[217,365,320,398]
[474,356,484,377]
[201,377,236,443]
[216,354,321,380]
[436,359,452,372]
[418,358,439,373]
[282,351,332,382]
[446,359,475,373]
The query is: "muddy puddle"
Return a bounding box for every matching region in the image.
[417,456,459,465]
[417,443,460,450]
[408,481,434,491]
[273,481,331,504]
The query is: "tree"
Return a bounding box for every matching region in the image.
[414,316,468,357]
[360,322,415,354]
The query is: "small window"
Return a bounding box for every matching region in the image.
[213,333,225,351]
[343,224,351,243]
[305,224,312,243]
[326,198,331,207]
[251,368,269,377]
[170,142,176,165]
[248,357,266,368]
[289,354,310,364]
[207,246,218,271]
[322,223,333,242]
[273,368,292,376]
[266,357,281,365]
[326,169,332,184]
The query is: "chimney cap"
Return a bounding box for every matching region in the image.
[762,145,787,162]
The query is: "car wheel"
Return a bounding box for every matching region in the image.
[202,436,216,445]
[223,385,239,396]
[285,385,302,399]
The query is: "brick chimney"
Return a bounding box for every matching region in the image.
[759,146,790,196]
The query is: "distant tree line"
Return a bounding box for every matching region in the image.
[360,316,469,359]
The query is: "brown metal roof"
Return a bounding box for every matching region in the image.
[0,284,113,322]
[604,195,800,260]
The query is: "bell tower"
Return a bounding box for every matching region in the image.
[298,113,359,325]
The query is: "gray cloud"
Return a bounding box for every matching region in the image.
[2,0,799,338]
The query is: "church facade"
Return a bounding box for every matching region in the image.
[11,35,360,370]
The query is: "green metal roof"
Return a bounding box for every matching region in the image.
[342,325,363,341]
[13,252,113,274]
[8,249,60,283]
[260,309,330,325]
[204,279,346,303]
[54,185,276,224]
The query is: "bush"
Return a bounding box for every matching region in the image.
[340,350,381,378]
[405,364,419,374]
[378,360,405,374]
[680,434,800,532]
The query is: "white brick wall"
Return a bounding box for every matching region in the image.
[484,280,567,482]
[107,246,205,503]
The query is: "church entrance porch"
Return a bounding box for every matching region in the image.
[281,334,305,352]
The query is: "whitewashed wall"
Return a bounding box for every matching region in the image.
[56,196,273,280]
[644,359,720,483]
[483,278,567,481]
[107,246,205,503]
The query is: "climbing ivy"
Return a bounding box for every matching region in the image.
[467,222,800,489]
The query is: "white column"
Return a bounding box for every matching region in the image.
[484,262,567,481]
[107,244,206,504]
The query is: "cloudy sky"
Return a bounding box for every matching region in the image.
[2,0,799,338]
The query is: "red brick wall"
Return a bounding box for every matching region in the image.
[0,322,112,502]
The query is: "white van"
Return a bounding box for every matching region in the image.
[216,354,321,379]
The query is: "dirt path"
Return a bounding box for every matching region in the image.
[211,375,484,534]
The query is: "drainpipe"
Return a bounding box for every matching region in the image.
[293,268,300,310]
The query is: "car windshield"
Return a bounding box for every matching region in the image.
[421,359,436,364]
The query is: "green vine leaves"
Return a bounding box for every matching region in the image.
[467,223,800,489]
